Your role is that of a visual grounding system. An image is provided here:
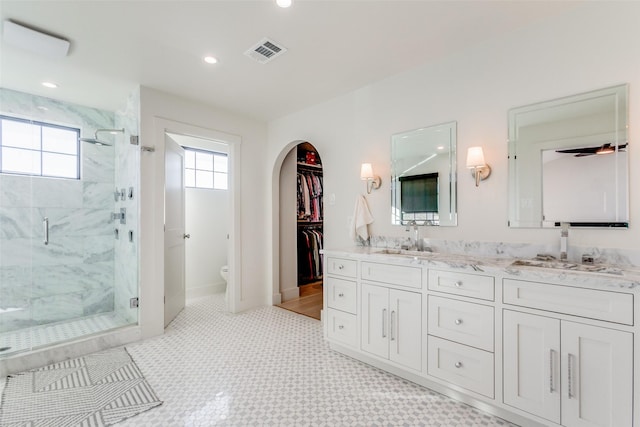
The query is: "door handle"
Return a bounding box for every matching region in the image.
[567,353,575,399]
[549,349,555,392]
[43,217,49,245]
[183,233,191,239]
[382,308,387,338]
[390,310,396,341]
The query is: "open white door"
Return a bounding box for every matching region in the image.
[164,134,187,327]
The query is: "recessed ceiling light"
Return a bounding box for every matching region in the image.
[41,81,58,88]
[276,0,292,8]
[37,105,48,111]
[203,56,218,64]
[437,146,445,150]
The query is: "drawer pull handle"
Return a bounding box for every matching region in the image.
[338,325,344,330]
[454,281,462,288]
[338,293,345,297]
[454,319,463,325]
[338,264,344,270]
[455,361,463,368]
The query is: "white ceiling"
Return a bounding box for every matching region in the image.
[0,1,580,122]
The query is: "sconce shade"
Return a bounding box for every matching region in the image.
[466,146,491,187]
[466,146,486,168]
[360,162,381,194]
[360,163,374,180]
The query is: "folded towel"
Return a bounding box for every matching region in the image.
[349,194,375,241]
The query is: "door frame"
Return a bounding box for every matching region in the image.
[157,118,241,317]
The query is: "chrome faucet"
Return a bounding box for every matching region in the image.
[560,222,569,261]
[405,220,422,251]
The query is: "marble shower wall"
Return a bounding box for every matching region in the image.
[114,88,140,324]
[0,88,116,333]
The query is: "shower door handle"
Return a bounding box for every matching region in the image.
[43,217,49,245]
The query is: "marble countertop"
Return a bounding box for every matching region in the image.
[322,247,640,291]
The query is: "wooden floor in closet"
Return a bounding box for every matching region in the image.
[277,281,323,320]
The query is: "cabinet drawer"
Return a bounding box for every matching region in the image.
[428,269,494,301]
[361,262,422,289]
[326,257,357,278]
[326,277,357,314]
[428,296,494,351]
[503,279,633,325]
[427,336,494,398]
[326,309,358,347]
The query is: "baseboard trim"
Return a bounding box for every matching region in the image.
[280,286,300,302]
[186,282,226,300]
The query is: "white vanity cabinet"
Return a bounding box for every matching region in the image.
[503,281,634,427]
[426,270,496,398]
[324,257,359,348]
[322,249,639,427]
[361,283,422,371]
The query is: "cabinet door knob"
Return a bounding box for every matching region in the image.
[338,325,344,330]
[455,361,463,368]
[338,264,344,270]
[454,319,463,325]
[183,233,191,239]
[454,281,462,287]
[338,293,344,297]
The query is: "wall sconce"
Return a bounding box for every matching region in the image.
[466,146,491,187]
[360,163,381,194]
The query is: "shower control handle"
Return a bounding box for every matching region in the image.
[43,217,49,245]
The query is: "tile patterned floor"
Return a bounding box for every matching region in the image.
[119,294,516,427]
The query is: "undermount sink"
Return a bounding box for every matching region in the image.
[511,259,623,275]
[374,248,434,257]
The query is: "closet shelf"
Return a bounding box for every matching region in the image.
[297,162,323,171]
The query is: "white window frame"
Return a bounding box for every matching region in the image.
[183,146,228,190]
[0,115,80,180]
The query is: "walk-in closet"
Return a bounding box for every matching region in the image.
[277,142,323,320]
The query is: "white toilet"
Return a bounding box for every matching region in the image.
[220,265,229,305]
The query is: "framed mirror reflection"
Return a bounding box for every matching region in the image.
[391,121,457,227]
[508,84,629,228]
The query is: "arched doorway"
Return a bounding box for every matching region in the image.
[275,141,324,320]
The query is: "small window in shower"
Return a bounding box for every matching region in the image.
[184,147,228,190]
[0,115,80,179]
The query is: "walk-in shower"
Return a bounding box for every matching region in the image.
[0,88,140,363]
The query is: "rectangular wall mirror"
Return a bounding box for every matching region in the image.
[508,84,629,228]
[391,121,457,226]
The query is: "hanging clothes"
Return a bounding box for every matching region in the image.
[297,228,324,282]
[297,170,323,221]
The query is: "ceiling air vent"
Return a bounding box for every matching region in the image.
[244,38,287,64]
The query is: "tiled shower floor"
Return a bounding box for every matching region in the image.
[118,294,516,426]
[0,311,130,357]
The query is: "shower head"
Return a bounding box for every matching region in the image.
[79,128,124,146]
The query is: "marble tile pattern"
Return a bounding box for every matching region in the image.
[0,88,122,334]
[114,88,140,325]
[325,246,640,292]
[368,235,640,268]
[118,293,515,427]
[0,310,130,357]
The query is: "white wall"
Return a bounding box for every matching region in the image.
[267,2,640,285]
[279,147,299,302]
[139,86,268,338]
[185,187,229,298]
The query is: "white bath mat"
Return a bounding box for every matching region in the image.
[0,347,162,426]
